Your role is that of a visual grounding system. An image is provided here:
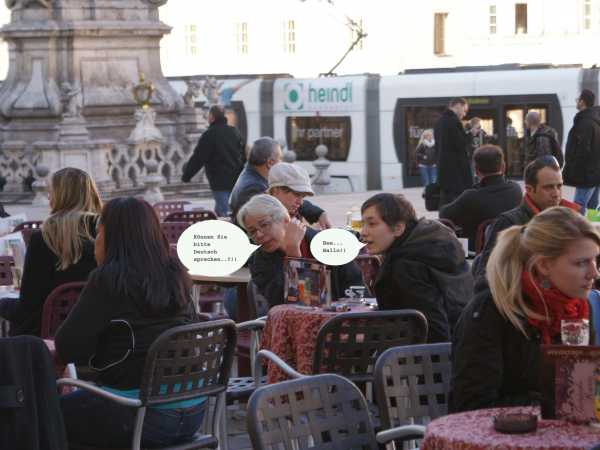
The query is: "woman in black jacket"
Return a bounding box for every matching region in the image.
[0,167,101,337]
[450,207,599,413]
[413,129,437,187]
[56,198,203,448]
[360,193,473,342]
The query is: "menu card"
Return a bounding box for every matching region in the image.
[540,345,600,422]
[283,257,327,308]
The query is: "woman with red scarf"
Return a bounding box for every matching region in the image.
[450,207,600,413]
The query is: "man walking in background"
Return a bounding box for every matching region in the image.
[563,88,600,216]
[435,97,482,209]
[524,111,562,167]
[181,104,246,217]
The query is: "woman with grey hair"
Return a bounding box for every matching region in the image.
[238,195,367,308]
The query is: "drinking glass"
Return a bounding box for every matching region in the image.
[561,319,589,346]
[346,205,362,231]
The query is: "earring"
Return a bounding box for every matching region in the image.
[540,279,551,290]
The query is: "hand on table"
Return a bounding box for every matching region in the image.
[318,212,332,230]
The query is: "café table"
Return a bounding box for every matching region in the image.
[420,406,600,450]
[259,303,373,385]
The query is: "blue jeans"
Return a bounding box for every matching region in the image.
[419,165,437,187]
[59,389,206,448]
[212,190,231,217]
[223,286,238,321]
[573,186,600,217]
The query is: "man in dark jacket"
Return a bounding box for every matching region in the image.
[435,97,482,208]
[476,156,580,279]
[439,145,522,252]
[563,88,600,216]
[360,193,473,343]
[229,137,331,229]
[238,195,366,308]
[181,104,246,217]
[524,111,561,167]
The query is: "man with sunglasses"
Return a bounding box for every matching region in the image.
[563,88,600,216]
[475,156,580,279]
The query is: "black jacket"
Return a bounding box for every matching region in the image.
[475,197,535,279]
[413,143,436,168]
[435,109,473,192]
[55,272,198,391]
[466,128,488,160]
[229,163,324,226]
[563,106,600,188]
[439,174,523,252]
[181,116,246,190]
[0,223,97,337]
[374,218,473,343]
[449,279,596,413]
[524,124,559,167]
[248,226,367,308]
[0,336,68,450]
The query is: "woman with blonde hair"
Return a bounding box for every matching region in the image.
[0,167,101,336]
[450,207,599,412]
[412,129,436,187]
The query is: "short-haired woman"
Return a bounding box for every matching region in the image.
[238,195,366,308]
[0,167,101,337]
[55,197,203,448]
[450,207,599,413]
[412,129,436,187]
[360,193,473,342]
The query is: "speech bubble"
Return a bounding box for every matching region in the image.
[310,228,367,266]
[177,220,261,276]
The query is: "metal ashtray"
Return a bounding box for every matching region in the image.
[493,414,537,434]
[323,301,348,312]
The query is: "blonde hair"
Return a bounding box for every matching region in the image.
[237,194,289,230]
[469,117,481,127]
[488,207,600,337]
[42,168,102,270]
[417,129,434,147]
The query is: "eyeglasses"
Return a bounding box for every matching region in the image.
[524,155,559,179]
[247,220,274,238]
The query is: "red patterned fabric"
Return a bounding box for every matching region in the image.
[43,339,75,395]
[421,406,600,450]
[259,304,372,384]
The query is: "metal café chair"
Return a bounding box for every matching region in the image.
[247,373,420,450]
[373,343,452,446]
[254,310,428,429]
[12,220,43,232]
[153,200,191,221]
[474,218,495,256]
[58,320,237,450]
[0,256,15,337]
[162,211,217,224]
[20,228,37,248]
[40,282,87,340]
[161,221,191,245]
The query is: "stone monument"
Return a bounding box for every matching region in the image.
[0,0,205,199]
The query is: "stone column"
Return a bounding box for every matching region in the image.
[312,144,332,195]
[32,164,50,207]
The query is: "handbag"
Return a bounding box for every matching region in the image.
[422,183,441,212]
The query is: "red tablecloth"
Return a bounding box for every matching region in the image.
[43,339,75,395]
[421,406,600,450]
[259,304,372,384]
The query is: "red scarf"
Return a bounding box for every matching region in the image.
[524,194,581,214]
[521,268,588,345]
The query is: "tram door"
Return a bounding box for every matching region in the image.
[503,106,548,176]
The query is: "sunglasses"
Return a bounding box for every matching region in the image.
[524,155,559,179]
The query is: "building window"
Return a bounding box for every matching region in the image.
[515,4,527,35]
[582,0,600,30]
[434,13,448,55]
[490,6,497,34]
[183,25,196,55]
[235,23,248,54]
[280,21,296,53]
[349,19,363,50]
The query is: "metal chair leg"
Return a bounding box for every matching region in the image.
[220,399,229,450]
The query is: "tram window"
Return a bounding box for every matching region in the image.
[504,107,525,177]
[288,116,350,162]
[515,4,527,35]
